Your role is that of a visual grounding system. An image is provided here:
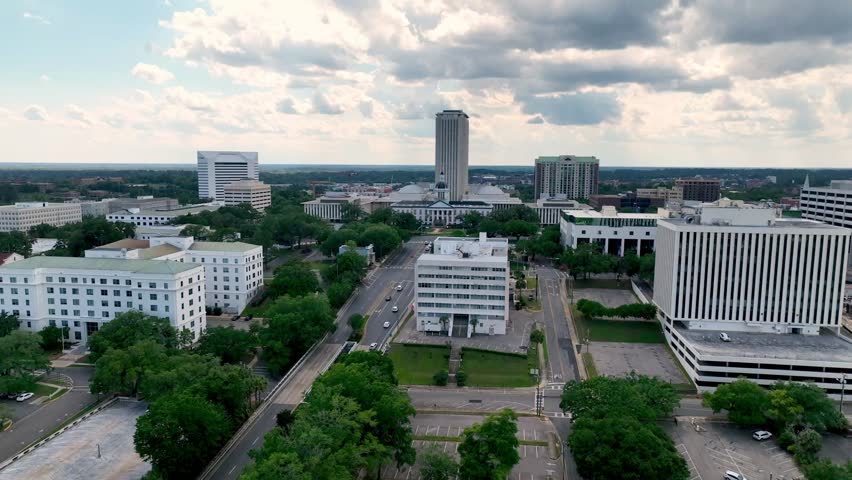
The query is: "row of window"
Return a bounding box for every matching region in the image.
[418,283,505,291]
[417,302,505,311]
[417,274,507,281]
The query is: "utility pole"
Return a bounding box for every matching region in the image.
[839,374,847,413]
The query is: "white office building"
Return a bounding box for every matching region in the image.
[0,256,206,343]
[534,156,599,200]
[415,233,510,337]
[86,237,264,314]
[197,151,259,201]
[559,206,664,256]
[0,202,82,233]
[800,177,852,229]
[435,110,470,202]
[107,204,220,227]
[653,205,852,399]
[223,179,272,211]
[530,198,592,225]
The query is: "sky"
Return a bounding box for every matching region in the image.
[2,0,852,168]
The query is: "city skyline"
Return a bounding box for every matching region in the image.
[2,1,852,168]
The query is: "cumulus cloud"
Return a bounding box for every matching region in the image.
[276,98,298,114]
[131,63,175,84]
[66,104,94,125]
[358,100,373,118]
[527,116,544,124]
[312,93,343,115]
[23,105,47,121]
[22,12,50,24]
[518,91,621,125]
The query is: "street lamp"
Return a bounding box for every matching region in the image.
[838,374,847,413]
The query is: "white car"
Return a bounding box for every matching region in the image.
[369,342,378,350]
[383,321,391,328]
[16,392,34,402]
[724,472,746,480]
[395,284,403,291]
[752,430,772,441]
[392,306,399,312]
[719,332,731,342]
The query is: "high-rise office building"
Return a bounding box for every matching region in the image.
[435,110,469,202]
[533,155,599,200]
[197,151,259,201]
[800,177,852,230]
[675,178,721,203]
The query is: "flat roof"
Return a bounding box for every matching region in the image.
[189,241,260,253]
[535,155,599,163]
[662,218,848,230]
[562,209,662,219]
[0,256,200,275]
[109,205,219,217]
[675,325,852,363]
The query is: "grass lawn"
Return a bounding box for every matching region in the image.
[572,278,632,290]
[461,348,537,388]
[388,344,449,385]
[572,306,665,343]
[525,277,538,290]
[33,384,59,397]
[581,352,598,378]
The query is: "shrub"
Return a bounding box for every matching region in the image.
[778,429,796,450]
[212,306,223,316]
[433,370,449,386]
[456,371,467,387]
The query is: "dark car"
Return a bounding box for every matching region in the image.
[385,296,391,301]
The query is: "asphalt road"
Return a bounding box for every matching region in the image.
[0,367,97,463]
[536,266,580,384]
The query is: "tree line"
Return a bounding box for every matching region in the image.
[576,299,657,320]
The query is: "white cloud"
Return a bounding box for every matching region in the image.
[131,63,175,84]
[39,74,50,82]
[23,105,47,121]
[22,12,51,25]
[66,104,94,125]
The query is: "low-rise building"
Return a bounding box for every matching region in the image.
[0,202,83,232]
[223,179,272,211]
[559,206,664,255]
[528,198,592,225]
[0,256,206,342]
[0,253,24,266]
[636,186,684,203]
[106,204,220,227]
[415,233,510,337]
[85,237,263,314]
[135,225,190,240]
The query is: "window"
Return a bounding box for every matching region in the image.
[61,310,68,316]
[60,298,67,305]
[47,287,55,294]
[48,298,55,305]
[125,280,132,286]
[87,299,94,306]
[150,294,158,300]
[59,277,66,283]
[100,289,108,296]
[149,282,156,288]
[113,290,120,296]
[74,321,80,327]
[73,311,80,317]
[86,289,93,295]
[112,279,120,285]
[114,301,121,307]
[49,308,56,315]
[72,288,79,294]
[101,300,108,307]
[100,279,107,285]
[151,305,158,312]
[73,299,79,305]
[88,310,95,317]
[46,276,53,282]
[102,311,109,318]
[10,288,17,295]
[127,301,133,308]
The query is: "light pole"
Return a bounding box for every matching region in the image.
[838,374,847,413]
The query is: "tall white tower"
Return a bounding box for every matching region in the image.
[435,110,469,202]
[197,151,259,201]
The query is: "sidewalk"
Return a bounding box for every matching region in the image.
[50,345,89,368]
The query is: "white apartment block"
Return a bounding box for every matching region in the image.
[223,179,272,211]
[559,206,664,256]
[653,205,852,399]
[0,202,82,232]
[800,178,852,230]
[0,256,206,343]
[415,233,510,337]
[86,237,264,314]
[533,156,599,201]
[197,151,259,201]
[106,204,220,227]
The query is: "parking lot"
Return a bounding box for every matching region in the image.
[588,342,689,384]
[379,414,562,480]
[573,287,638,308]
[666,420,803,480]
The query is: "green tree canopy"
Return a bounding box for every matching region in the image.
[421,444,459,480]
[90,340,169,396]
[259,295,335,374]
[0,331,49,395]
[703,378,770,426]
[268,260,320,298]
[458,409,520,480]
[560,374,679,422]
[88,311,178,362]
[0,231,32,257]
[196,327,257,365]
[0,312,20,338]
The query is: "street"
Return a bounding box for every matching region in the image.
[536,266,580,383]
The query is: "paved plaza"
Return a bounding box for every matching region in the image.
[573,287,639,308]
[0,400,150,480]
[588,342,688,384]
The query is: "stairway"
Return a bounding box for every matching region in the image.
[448,342,461,384]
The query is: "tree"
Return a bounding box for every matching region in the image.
[240,452,311,480]
[421,444,459,480]
[622,249,641,277]
[359,224,401,258]
[90,340,169,396]
[529,329,545,345]
[769,382,847,433]
[458,409,519,480]
[560,374,678,422]
[338,351,398,385]
[501,219,538,241]
[134,393,232,479]
[320,229,360,257]
[803,459,852,480]
[348,314,366,340]
[639,253,655,282]
[196,327,256,364]
[340,202,365,223]
[179,224,209,240]
[38,324,67,352]
[333,250,367,281]
[258,296,335,375]
[515,277,527,289]
[703,378,770,426]
[0,331,49,395]
[0,312,20,338]
[570,416,689,480]
[275,409,295,434]
[433,370,449,386]
[460,211,484,232]
[0,231,32,257]
[791,427,822,465]
[88,311,178,362]
[268,261,320,298]
[327,281,356,309]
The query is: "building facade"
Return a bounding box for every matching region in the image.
[86,237,264,314]
[223,179,272,211]
[559,207,663,256]
[435,110,470,202]
[0,203,83,233]
[800,178,852,230]
[415,234,510,337]
[106,204,220,227]
[533,156,599,201]
[392,200,492,227]
[676,178,721,203]
[636,186,684,203]
[197,151,259,201]
[0,256,206,342]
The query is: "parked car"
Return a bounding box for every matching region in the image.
[16,392,34,402]
[719,332,731,342]
[724,472,746,480]
[383,321,391,328]
[369,342,378,350]
[231,315,240,322]
[5,393,20,400]
[392,306,399,313]
[385,296,391,301]
[752,430,772,441]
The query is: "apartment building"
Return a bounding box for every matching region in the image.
[86,237,264,314]
[653,205,852,399]
[415,233,510,337]
[106,204,220,227]
[223,179,272,211]
[559,206,664,256]
[533,155,599,201]
[676,178,721,202]
[197,151,259,201]
[0,256,206,342]
[0,202,82,232]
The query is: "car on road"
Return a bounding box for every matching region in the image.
[752,430,772,441]
[16,392,34,402]
[383,321,390,328]
[724,471,746,480]
[385,295,391,301]
[719,332,731,342]
[369,342,378,350]
[392,305,399,312]
[395,284,403,291]
[5,392,20,400]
